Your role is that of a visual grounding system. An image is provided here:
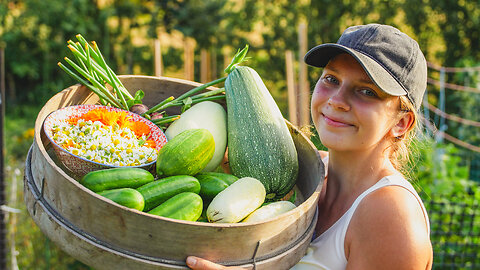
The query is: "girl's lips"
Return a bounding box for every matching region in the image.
[322,114,353,127]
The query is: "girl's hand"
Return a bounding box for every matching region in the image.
[186,256,243,270]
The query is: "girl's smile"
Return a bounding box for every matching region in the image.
[322,113,354,128]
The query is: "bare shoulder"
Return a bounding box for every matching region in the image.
[345,186,433,270]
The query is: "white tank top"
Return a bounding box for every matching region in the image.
[291,172,430,270]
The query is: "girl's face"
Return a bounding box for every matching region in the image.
[311,53,408,153]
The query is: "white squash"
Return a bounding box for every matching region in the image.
[242,201,296,223]
[207,177,265,223]
[165,101,227,172]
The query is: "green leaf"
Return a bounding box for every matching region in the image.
[181,97,193,113]
[224,45,249,74]
[288,190,297,204]
[126,99,141,109]
[134,90,145,101]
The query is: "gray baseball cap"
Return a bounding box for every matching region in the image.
[304,23,427,110]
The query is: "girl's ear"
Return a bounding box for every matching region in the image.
[390,111,414,138]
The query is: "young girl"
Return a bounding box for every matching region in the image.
[186,24,433,270]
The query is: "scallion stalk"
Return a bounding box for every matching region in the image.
[59,34,249,129]
[57,62,118,106]
[151,115,181,125]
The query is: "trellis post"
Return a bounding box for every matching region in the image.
[0,43,7,270]
[154,39,163,77]
[298,22,310,127]
[184,37,195,81]
[285,50,298,126]
[436,67,446,143]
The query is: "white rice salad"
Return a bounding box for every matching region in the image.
[51,119,157,166]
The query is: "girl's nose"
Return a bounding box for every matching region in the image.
[327,87,350,111]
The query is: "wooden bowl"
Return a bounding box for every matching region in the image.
[24,75,325,270]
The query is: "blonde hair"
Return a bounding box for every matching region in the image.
[388,96,422,173]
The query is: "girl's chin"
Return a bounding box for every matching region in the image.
[317,130,360,149]
[318,134,347,148]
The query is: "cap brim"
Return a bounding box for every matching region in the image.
[304,44,407,97]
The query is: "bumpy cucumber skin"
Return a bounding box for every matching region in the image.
[148,192,203,221]
[137,175,201,212]
[80,167,155,192]
[156,129,215,177]
[97,188,145,211]
[195,172,238,201]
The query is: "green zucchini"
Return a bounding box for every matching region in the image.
[224,66,299,200]
[97,188,145,211]
[137,175,201,212]
[156,129,215,177]
[80,167,155,192]
[148,192,203,222]
[195,172,238,201]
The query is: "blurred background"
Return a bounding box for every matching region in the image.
[1,0,480,269]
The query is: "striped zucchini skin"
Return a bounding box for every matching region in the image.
[225,66,299,200]
[156,129,215,177]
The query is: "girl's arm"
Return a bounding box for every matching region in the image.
[345,186,432,270]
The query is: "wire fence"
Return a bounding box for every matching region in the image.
[424,62,480,182]
[427,198,480,269]
[424,62,480,269]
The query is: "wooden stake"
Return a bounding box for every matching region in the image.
[223,50,231,73]
[0,45,6,270]
[285,50,298,126]
[154,39,163,77]
[200,49,211,83]
[184,37,195,81]
[298,22,310,127]
[211,50,217,80]
[8,168,19,270]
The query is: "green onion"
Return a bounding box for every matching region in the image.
[58,34,249,129]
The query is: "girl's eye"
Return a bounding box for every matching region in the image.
[322,75,339,85]
[359,88,378,97]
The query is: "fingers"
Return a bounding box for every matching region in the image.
[186,256,226,270]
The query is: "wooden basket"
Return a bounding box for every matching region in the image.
[24,75,325,270]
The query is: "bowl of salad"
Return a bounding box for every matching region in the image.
[43,104,167,177]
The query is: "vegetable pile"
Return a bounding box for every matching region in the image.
[57,35,300,223]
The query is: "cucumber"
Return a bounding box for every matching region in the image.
[97,188,145,211]
[80,167,155,192]
[148,192,203,222]
[196,208,209,223]
[156,129,215,177]
[195,172,238,201]
[225,66,299,200]
[137,175,201,212]
[207,177,266,223]
[165,101,227,172]
[242,201,296,223]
